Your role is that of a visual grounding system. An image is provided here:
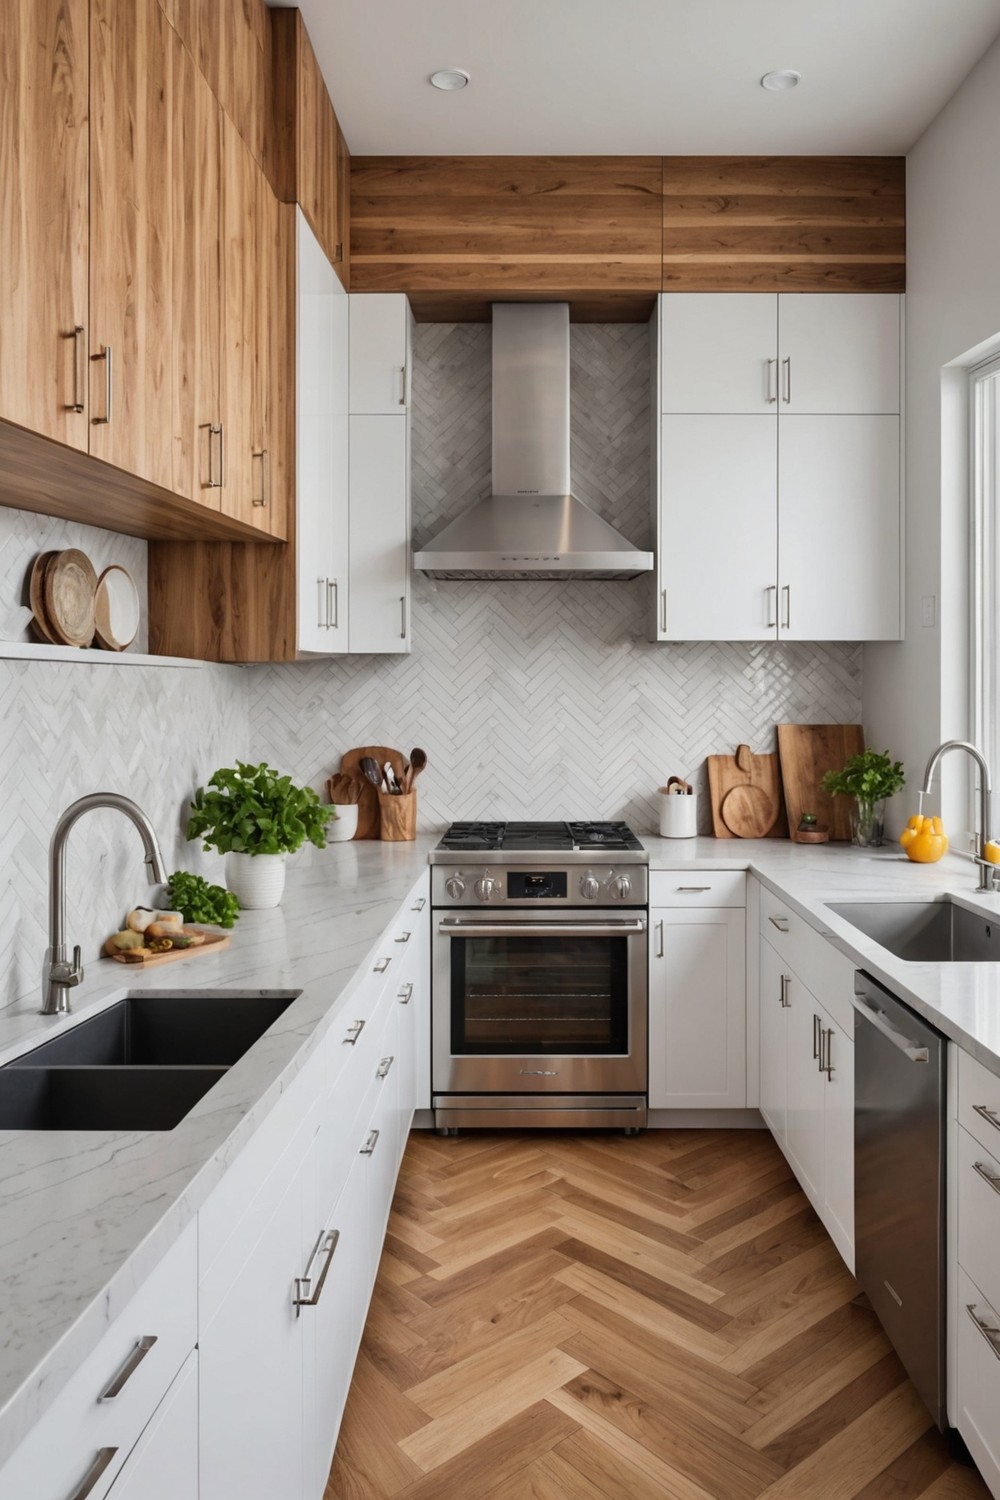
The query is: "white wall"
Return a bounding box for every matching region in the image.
[865,32,1000,836]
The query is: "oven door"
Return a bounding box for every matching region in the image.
[432,908,647,1095]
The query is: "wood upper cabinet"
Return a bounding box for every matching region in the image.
[0,0,90,449]
[158,0,271,171]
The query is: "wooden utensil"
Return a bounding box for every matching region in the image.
[104,927,230,967]
[44,548,97,647]
[707,743,787,839]
[94,564,140,651]
[28,552,60,644]
[777,723,865,843]
[326,773,362,806]
[403,748,427,794]
[340,747,408,839]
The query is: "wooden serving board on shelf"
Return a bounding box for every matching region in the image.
[777,723,865,843]
[338,746,408,840]
[706,743,787,839]
[103,927,230,967]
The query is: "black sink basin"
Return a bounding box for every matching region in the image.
[0,1066,228,1131]
[7,992,299,1069]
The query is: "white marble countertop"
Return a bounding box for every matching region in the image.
[0,835,436,1471]
[4,826,1000,1472]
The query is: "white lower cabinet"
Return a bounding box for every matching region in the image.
[954,1048,1000,1498]
[759,936,788,1139]
[106,1352,199,1500]
[649,905,746,1109]
[782,970,827,1207]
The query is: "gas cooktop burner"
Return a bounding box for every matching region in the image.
[436,820,644,854]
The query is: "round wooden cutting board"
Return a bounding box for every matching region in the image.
[28,552,60,644]
[44,548,97,648]
[721,783,779,839]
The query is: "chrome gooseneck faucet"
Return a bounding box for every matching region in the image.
[921,740,996,893]
[43,793,168,1015]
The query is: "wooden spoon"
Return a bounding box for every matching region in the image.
[404,748,427,794]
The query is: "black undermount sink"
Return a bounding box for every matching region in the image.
[0,991,300,1131]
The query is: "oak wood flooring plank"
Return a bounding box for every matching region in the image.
[695,1205,828,1290]
[555,1261,734,1363]
[914,1467,995,1498]
[405,1310,579,1418]
[546,1387,720,1500]
[740,1296,885,1397]
[849,1428,955,1500]
[390,1400,580,1500]
[758,1351,909,1471]
[689,1178,813,1258]
[714,1239,843,1318]
[552,1203,724,1305]
[482,1445,619,1500]
[742,1328,892,1448]
[722,1265,861,1373]
[402,1278,581,1380]
[427,1169,562,1226]
[554,1237,732,1331]
[752,1384,932,1499]
[399,1348,587,1472]
[405,1229,570,1306]
[553,1427,716,1500]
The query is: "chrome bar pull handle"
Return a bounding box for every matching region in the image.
[400,595,407,640]
[399,365,407,406]
[293,1229,340,1315]
[373,956,391,973]
[410,897,426,912]
[765,585,777,628]
[812,1013,820,1062]
[660,589,667,634]
[973,1159,1000,1197]
[99,1334,157,1401]
[765,357,777,404]
[676,886,711,893]
[91,345,112,424]
[343,1019,366,1045]
[655,919,664,959]
[398,982,413,1005]
[779,974,791,1009]
[360,1128,380,1156]
[252,448,269,506]
[206,423,224,488]
[328,579,339,629]
[782,355,791,404]
[68,1448,119,1500]
[394,930,412,944]
[966,1303,1000,1361]
[67,325,86,412]
[973,1104,1000,1134]
[769,915,790,932]
[781,584,791,630]
[822,1026,834,1080]
[318,578,328,629]
[377,1055,394,1079]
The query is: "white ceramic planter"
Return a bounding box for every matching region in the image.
[328,804,359,842]
[225,851,286,909]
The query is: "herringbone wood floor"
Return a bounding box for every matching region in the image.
[327,1130,990,1500]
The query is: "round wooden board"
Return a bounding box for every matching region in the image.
[94,564,140,651]
[28,552,60,644]
[721,783,778,839]
[44,548,97,648]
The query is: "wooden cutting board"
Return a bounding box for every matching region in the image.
[103,928,229,967]
[777,723,865,843]
[339,747,408,840]
[707,744,787,839]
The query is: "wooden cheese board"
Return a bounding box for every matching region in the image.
[103,927,230,967]
[707,743,788,839]
[777,723,865,843]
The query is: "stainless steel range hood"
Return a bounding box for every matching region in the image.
[413,304,653,580]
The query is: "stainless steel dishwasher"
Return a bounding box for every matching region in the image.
[853,971,947,1429]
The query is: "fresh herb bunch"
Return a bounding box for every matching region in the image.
[821,749,905,803]
[186,761,332,857]
[167,870,241,929]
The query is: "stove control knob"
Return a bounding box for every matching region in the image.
[609,874,632,900]
[445,874,466,900]
[579,872,601,901]
[475,875,499,902]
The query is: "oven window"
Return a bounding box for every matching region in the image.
[450,933,630,1055]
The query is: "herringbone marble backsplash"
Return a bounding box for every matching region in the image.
[250,323,863,833]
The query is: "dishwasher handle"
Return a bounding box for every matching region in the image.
[853,991,930,1063]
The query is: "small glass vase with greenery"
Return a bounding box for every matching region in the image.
[820,749,905,848]
[187,761,332,909]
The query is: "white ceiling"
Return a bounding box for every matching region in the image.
[269,0,1000,156]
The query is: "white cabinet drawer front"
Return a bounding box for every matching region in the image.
[757,886,855,1035]
[650,871,745,907]
[959,1126,1000,1316]
[956,1267,1000,1499]
[959,1047,1000,1160]
[105,1350,198,1500]
[0,1221,196,1500]
[316,989,400,1220]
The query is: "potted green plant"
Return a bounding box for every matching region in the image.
[186,761,332,909]
[820,748,905,848]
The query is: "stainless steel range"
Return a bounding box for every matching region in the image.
[430,822,648,1132]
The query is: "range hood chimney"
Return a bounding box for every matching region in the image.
[413,304,654,580]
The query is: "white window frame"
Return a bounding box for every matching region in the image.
[971,353,1000,832]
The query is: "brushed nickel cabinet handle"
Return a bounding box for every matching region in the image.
[822,1026,834,1080]
[343,1019,365,1045]
[318,578,328,629]
[99,1334,157,1401]
[399,365,407,406]
[360,1128,380,1156]
[765,584,777,627]
[334,241,344,262]
[252,448,269,506]
[973,1104,1000,1134]
[765,357,777,404]
[328,579,339,629]
[394,930,411,944]
[205,423,223,488]
[293,1229,340,1315]
[398,983,413,1004]
[67,1448,119,1500]
[377,1055,394,1079]
[782,355,791,404]
[655,919,664,958]
[373,956,391,973]
[410,897,426,912]
[973,1159,1000,1196]
[769,915,790,932]
[676,886,711,892]
[812,1013,820,1062]
[400,595,407,640]
[660,589,667,634]
[66,325,85,412]
[779,974,790,1009]
[781,584,791,630]
[966,1303,1000,1361]
[91,345,112,424]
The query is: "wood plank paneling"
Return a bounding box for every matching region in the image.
[350,156,663,318]
[662,156,905,292]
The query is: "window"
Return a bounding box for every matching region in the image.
[972,354,1000,822]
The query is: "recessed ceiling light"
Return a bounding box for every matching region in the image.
[430,68,470,91]
[761,69,801,91]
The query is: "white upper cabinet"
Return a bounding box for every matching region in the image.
[296,210,349,655]
[661,294,778,413]
[778,415,901,641]
[349,294,412,414]
[349,414,411,653]
[777,294,900,414]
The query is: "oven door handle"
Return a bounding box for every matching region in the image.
[437,918,647,938]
